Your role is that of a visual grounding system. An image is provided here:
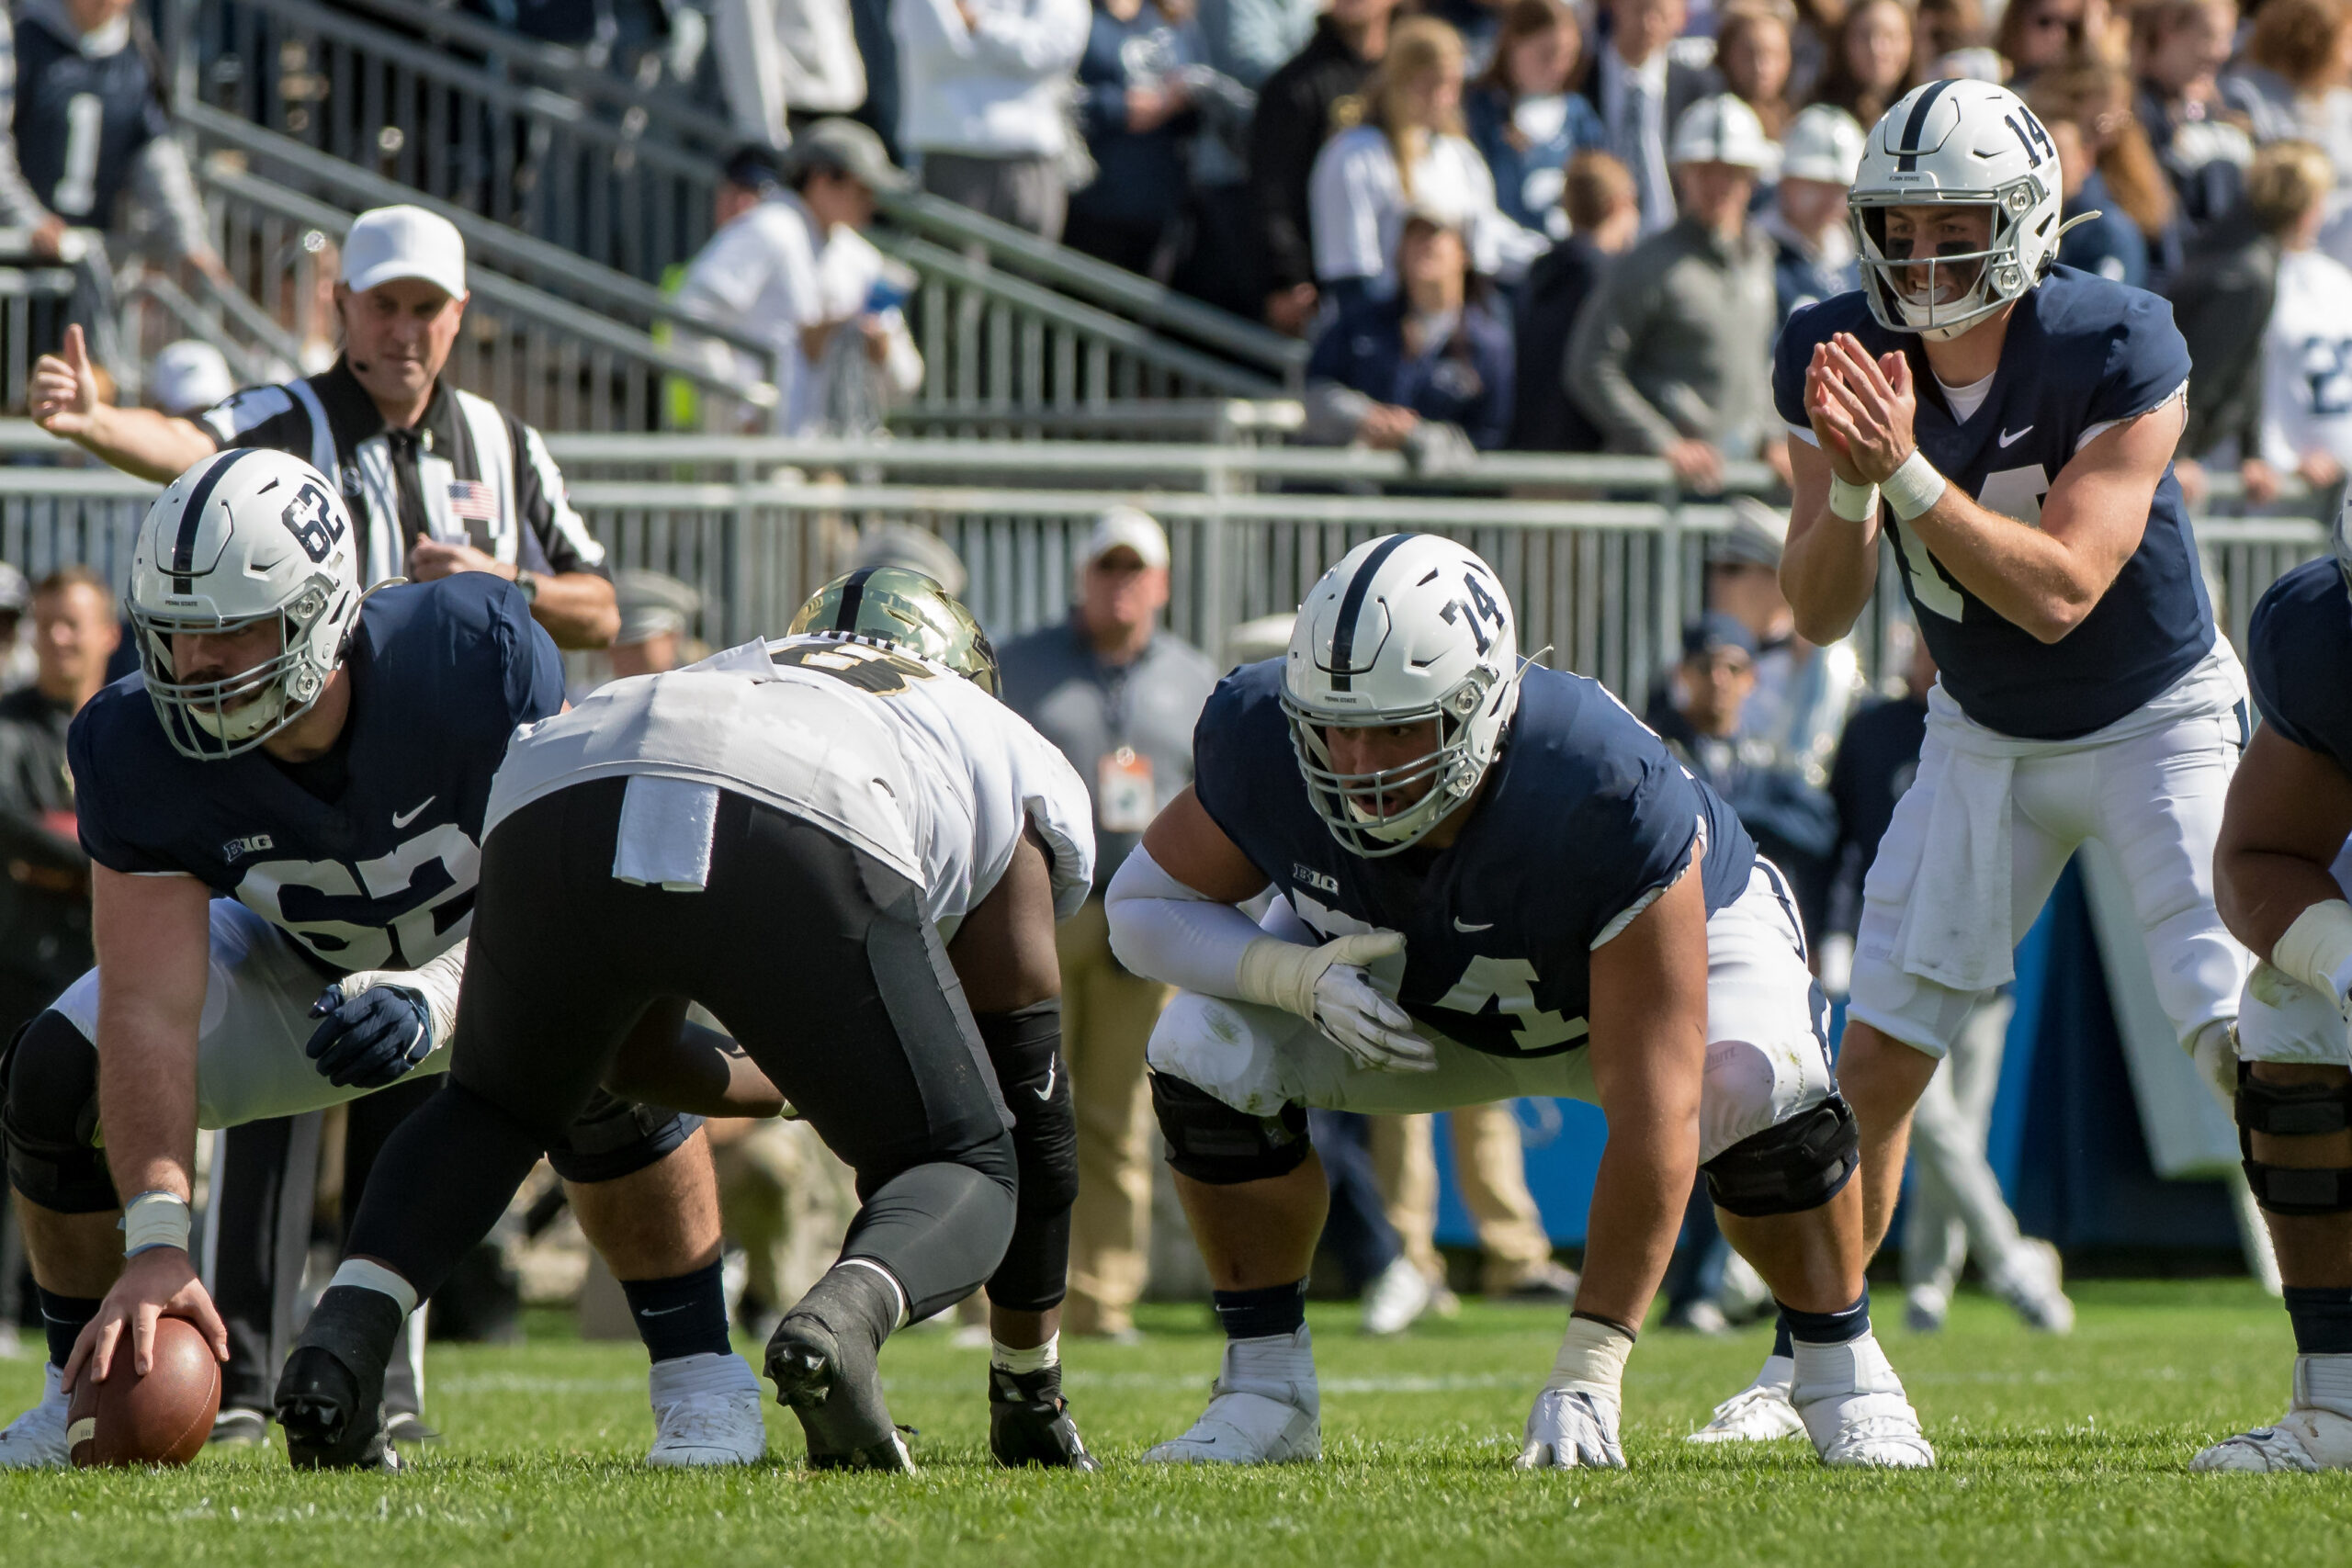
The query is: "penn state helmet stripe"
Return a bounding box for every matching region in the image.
[172,446,264,592]
[1893,78,1957,173]
[1328,534,1412,694]
[831,566,879,632]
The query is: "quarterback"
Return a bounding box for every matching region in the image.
[1703,79,2253,1437]
[1104,531,1931,1471]
[278,570,1101,1472]
[0,449,760,1471]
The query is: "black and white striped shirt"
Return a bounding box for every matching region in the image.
[196,357,607,591]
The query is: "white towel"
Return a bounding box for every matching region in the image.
[613,774,722,891]
[1888,738,2018,993]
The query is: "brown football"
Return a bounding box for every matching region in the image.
[66,1316,221,1467]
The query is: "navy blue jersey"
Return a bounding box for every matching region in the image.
[12,10,169,227]
[1774,268,2214,739]
[69,574,563,976]
[2246,558,2352,773]
[1194,660,1757,1058]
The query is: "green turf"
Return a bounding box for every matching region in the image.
[3,1281,2349,1566]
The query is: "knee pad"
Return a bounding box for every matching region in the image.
[1702,1093,1860,1218]
[1,1009,115,1213]
[2236,1065,2352,1215]
[546,1089,705,1186]
[1150,1071,1310,1185]
[979,1002,1078,1218]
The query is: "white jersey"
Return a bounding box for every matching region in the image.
[484,636,1094,934]
[2261,247,2352,472]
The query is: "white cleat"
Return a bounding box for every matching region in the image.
[1142,1326,1321,1465]
[2191,1408,2352,1472]
[1361,1257,1433,1337]
[647,1352,767,1468]
[0,1363,68,1470]
[1686,1360,1804,1444]
[1989,1239,2075,1335]
[1793,1335,1935,1470]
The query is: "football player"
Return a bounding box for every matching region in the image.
[2193,508,2352,1472]
[277,569,1102,1472]
[1104,532,1932,1471]
[1699,77,2253,1438]
[0,449,764,1471]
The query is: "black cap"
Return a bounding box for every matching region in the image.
[721,144,787,196]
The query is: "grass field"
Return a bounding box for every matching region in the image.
[3,1280,2350,1566]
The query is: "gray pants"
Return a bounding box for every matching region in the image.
[1900,993,2039,1298]
[919,152,1067,242]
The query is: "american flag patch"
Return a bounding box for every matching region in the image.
[447,480,499,523]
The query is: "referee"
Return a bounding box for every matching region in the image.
[28,203,618,648]
[27,202,618,1444]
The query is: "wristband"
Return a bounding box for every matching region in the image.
[2275,899,2352,1004]
[1544,1313,1635,1399]
[1828,474,1880,523]
[122,1190,191,1257]
[1882,450,1948,521]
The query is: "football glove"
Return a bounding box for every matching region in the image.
[305,982,435,1089]
[1518,1388,1625,1471]
[1236,930,1434,1074]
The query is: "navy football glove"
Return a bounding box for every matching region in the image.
[305,983,435,1089]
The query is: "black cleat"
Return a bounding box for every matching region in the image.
[989,1365,1099,1470]
[273,1285,406,1472]
[764,1268,913,1472]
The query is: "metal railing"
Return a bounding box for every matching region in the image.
[0,425,2323,707]
[198,158,780,430]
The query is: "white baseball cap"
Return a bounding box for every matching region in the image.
[1669,94,1780,175]
[342,205,468,299]
[149,340,235,416]
[1781,104,1866,186]
[1082,506,1169,570]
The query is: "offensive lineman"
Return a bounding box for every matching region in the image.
[1104,531,1932,1471]
[2194,514,2352,1471]
[1698,77,2253,1438]
[277,570,1102,1472]
[0,449,764,1471]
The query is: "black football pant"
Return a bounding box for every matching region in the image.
[344,780,1018,1320]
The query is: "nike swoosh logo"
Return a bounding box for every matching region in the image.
[392,796,436,829]
[1033,1058,1057,1101]
[1998,424,2032,447]
[1453,919,1494,932]
[638,1303,694,1317]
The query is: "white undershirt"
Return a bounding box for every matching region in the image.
[1936,368,1996,423]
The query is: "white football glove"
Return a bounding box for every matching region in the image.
[1518,1389,1624,1471]
[1236,931,1435,1073]
[1518,1316,1634,1471]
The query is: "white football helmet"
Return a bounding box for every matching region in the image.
[1849,79,2066,342]
[128,447,364,761]
[1283,534,1521,857]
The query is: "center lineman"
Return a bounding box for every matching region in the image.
[281,570,1105,1471]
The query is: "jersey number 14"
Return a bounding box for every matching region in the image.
[1894,464,2049,620]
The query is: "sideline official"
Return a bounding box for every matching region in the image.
[28,204,617,649]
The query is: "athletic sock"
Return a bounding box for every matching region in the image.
[992,1334,1060,1375]
[1779,1292,1871,1346]
[35,1288,97,1372]
[2284,1286,2352,1355]
[621,1258,732,1363]
[1213,1280,1307,1341]
[1770,1314,1793,1359]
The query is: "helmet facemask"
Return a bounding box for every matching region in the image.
[1283,669,1500,858]
[1851,179,2049,342]
[134,575,344,761]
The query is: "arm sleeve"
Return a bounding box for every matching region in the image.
[511,418,608,576]
[1102,842,1272,996]
[1563,259,1679,453]
[967,0,1091,76]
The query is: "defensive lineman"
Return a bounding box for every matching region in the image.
[1705,78,2252,1436]
[278,570,1102,1471]
[0,450,762,1471]
[1105,532,1931,1470]
[2194,514,2352,1471]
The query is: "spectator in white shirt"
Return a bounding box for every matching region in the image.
[713,0,871,148]
[893,0,1093,239]
[1306,16,1546,309]
[2256,140,2352,497]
